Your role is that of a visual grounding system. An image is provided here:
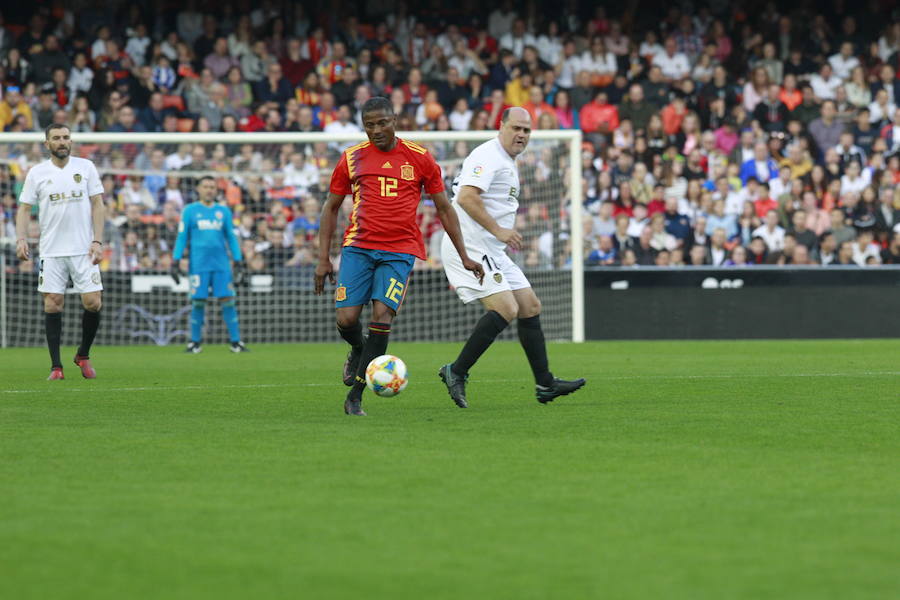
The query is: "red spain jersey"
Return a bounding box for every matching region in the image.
[329,138,444,259]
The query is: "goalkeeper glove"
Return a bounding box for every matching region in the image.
[170,264,184,285]
[233,261,246,286]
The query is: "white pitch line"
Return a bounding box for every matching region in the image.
[2,372,897,395]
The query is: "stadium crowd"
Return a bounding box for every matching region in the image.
[2,1,900,273]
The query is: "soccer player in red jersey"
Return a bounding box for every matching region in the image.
[315,97,484,416]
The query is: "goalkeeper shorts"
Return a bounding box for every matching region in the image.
[190,269,235,299]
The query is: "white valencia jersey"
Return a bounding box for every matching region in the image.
[451,137,520,255]
[19,157,103,257]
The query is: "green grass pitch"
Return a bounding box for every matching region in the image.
[1,339,899,599]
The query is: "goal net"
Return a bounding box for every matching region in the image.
[0,130,583,348]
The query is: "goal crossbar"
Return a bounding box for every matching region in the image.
[0,129,583,344]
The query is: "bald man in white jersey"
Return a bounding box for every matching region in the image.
[439,107,586,407]
[16,124,105,380]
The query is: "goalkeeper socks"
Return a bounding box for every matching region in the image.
[517,314,554,386]
[350,322,392,396]
[77,309,101,357]
[451,310,508,377]
[221,299,241,343]
[45,312,62,368]
[190,300,206,342]
[337,320,364,350]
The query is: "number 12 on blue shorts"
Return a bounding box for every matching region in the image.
[334,246,415,311]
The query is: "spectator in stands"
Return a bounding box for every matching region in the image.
[448,98,473,131]
[881,232,900,264]
[4,0,900,277]
[119,175,157,212]
[580,90,619,136]
[832,240,855,265]
[740,142,778,184]
[499,18,535,58]
[754,84,790,133]
[818,232,838,265]
[30,35,69,85]
[151,56,177,93]
[851,230,881,265]
[653,37,690,83]
[242,40,277,84]
[618,84,655,134]
[109,105,146,134]
[875,187,900,233]
[829,41,860,81]
[255,62,293,105]
[139,92,168,132]
[32,86,58,130]
[3,47,30,86]
[126,23,152,68]
[224,66,252,118]
[706,199,737,240]
[317,41,355,88]
[488,48,516,89]
[810,63,842,102]
[0,86,32,130]
[587,235,617,266]
[582,37,617,89]
[790,210,818,251]
[312,92,338,129]
[808,101,845,160]
[204,37,238,80]
[67,95,96,132]
[323,105,361,151]
[280,38,312,88]
[331,66,359,108]
[688,244,708,266]
[753,209,786,253]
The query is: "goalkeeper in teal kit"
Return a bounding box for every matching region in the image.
[172,176,249,353]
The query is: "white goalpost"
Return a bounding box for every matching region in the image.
[0,129,583,347]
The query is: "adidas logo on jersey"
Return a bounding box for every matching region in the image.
[382,161,393,168]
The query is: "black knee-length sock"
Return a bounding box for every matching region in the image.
[337,321,364,350]
[517,315,553,386]
[77,310,101,357]
[451,310,509,377]
[45,312,62,368]
[349,322,392,397]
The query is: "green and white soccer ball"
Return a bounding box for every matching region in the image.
[365,354,409,397]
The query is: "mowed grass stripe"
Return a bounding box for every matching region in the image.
[1,340,898,600]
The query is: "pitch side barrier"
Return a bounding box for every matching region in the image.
[584,266,900,340]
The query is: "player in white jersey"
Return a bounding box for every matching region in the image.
[438,107,585,407]
[15,124,105,380]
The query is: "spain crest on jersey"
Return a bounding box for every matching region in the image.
[400,164,415,180]
[73,173,82,183]
[335,286,347,301]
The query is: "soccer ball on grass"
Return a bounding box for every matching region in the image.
[365,355,409,397]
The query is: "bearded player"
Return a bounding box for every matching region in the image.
[315,97,484,416]
[439,107,585,407]
[15,123,104,380]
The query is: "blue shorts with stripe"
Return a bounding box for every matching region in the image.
[335,246,415,312]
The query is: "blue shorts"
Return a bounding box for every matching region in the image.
[190,270,235,299]
[335,246,415,312]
